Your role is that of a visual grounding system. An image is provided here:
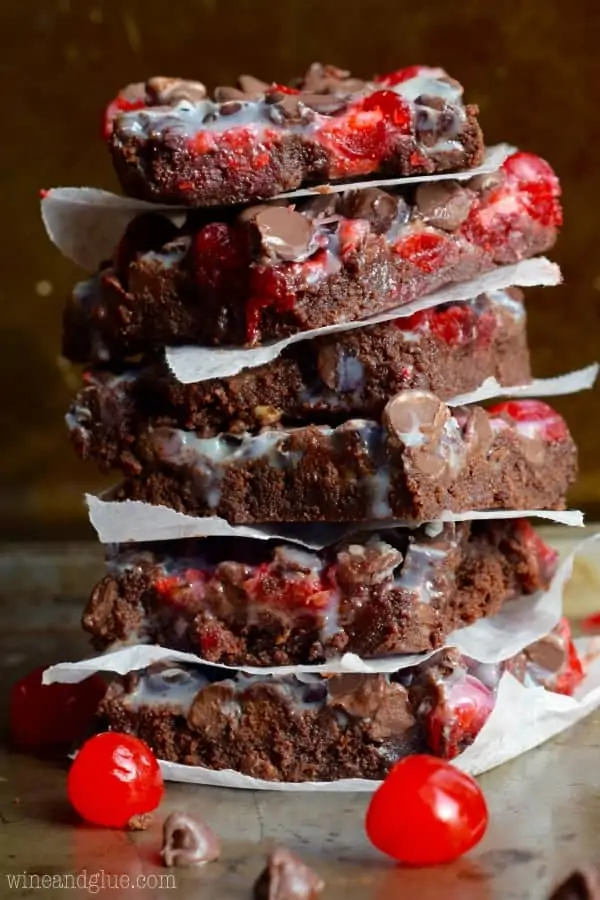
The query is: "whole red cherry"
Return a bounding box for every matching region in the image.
[68,732,164,828]
[9,666,106,752]
[365,755,488,866]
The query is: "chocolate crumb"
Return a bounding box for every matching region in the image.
[126,813,152,831]
[254,847,324,900]
[161,811,221,868]
[548,867,600,899]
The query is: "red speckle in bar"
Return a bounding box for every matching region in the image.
[374,65,434,87]
[392,231,453,273]
[487,399,569,442]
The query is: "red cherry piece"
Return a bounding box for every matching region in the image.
[268,83,300,95]
[502,152,562,228]
[361,90,413,131]
[338,219,372,254]
[366,755,488,865]
[245,564,333,612]
[552,618,585,696]
[427,675,496,760]
[375,65,435,87]
[582,611,600,633]
[68,732,164,828]
[246,267,297,343]
[10,667,106,752]
[429,304,479,347]
[103,94,146,140]
[487,399,568,442]
[191,222,250,291]
[392,231,452,273]
[514,519,559,584]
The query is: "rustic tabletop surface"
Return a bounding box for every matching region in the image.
[1,528,599,900]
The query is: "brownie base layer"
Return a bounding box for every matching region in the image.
[111,394,577,524]
[83,519,557,665]
[63,151,560,359]
[97,622,580,781]
[68,290,532,470]
[107,65,484,208]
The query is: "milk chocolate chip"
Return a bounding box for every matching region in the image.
[383,391,449,447]
[161,811,221,868]
[415,181,475,231]
[525,632,566,675]
[328,675,415,740]
[254,846,324,900]
[247,206,316,262]
[147,76,207,105]
[383,391,451,478]
[338,188,401,234]
[548,867,600,900]
[187,683,238,739]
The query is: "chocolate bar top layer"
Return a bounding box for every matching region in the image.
[106,64,485,207]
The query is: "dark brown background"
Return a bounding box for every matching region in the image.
[1,0,599,537]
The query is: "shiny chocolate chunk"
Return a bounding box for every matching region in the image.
[161,811,221,868]
[299,62,365,97]
[383,391,449,447]
[296,92,349,114]
[415,181,475,231]
[338,188,400,234]
[328,674,415,740]
[146,76,207,106]
[525,631,567,675]
[214,85,261,102]
[245,206,316,263]
[548,868,600,900]
[254,846,324,900]
[187,682,237,739]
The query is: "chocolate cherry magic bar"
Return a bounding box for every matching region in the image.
[83,519,558,665]
[97,620,584,782]
[106,64,485,207]
[104,393,576,524]
[67,290,531,464]
[62,151,560,358]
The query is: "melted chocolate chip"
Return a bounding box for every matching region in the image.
[146,77,207,106]
[337,188,400,234]
[548,868,600,900]
[254,847,324,900]
[296,92,348,114]
[214,85,262,102]
[246,206,316,263]
[328,675,415,740]
[299,62,365,98]
[525,632,566,675]
[161,811,221,868]
[415,181,475,231]
[383,391,450,478]
[238,74,270,94]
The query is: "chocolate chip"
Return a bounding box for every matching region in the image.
[296,92,348,114]
[548,868,600,900]
[525,632,566,675]
[299,194,340,220]
[300,62,364,98]
[415,181,475,231]
[468,169,505,194]
[187,682,238,739]
[383,391,451,478]
[146,76,207,106]
[248,206,316,263]
[328,675,415,740]
[118,82,146,104]
[463,407,494,457]
[161,811,221,868]
[383,391,449,447]
[215,85,262,102]
[220,100,244,116]
[254,846,324,900]
[337,188,400,234]
[266,94,314,126]
[238,74,270,94]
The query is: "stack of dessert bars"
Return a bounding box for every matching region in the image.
[47,64,593,782]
